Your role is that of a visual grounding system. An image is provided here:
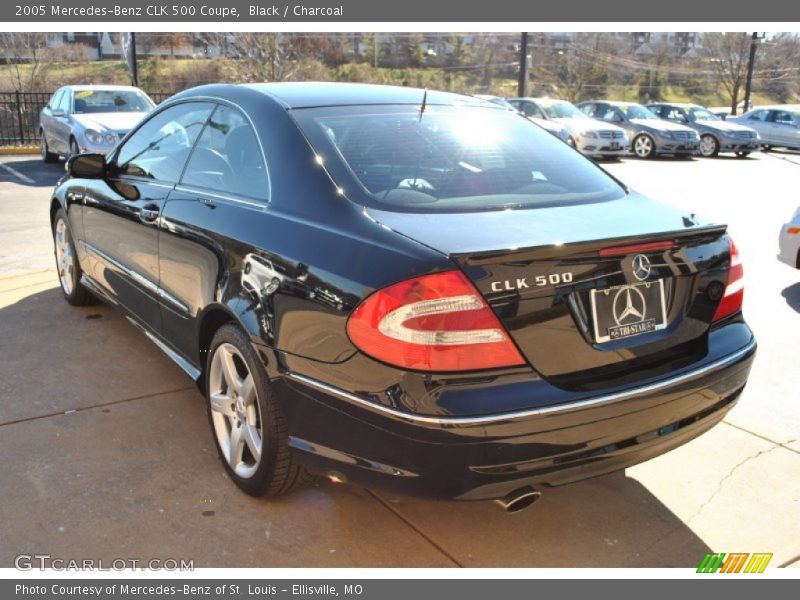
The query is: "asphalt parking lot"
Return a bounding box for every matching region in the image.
[0,151,799,568]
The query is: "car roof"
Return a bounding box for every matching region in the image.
[580,100,645,107]
[64,84,145,92]
[240,82,489,109]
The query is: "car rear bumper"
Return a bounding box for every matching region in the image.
[778,223,800,268]
[274,331,756,501]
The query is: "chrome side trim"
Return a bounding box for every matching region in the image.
[124,316,201,381]
[173,185,267,211]
[83,241,190,317]
[286,339,756,426]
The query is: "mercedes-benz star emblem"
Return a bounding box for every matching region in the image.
[631,254,652,281]
[613,286,647,326]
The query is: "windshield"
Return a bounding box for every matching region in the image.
[539,100,588,119]
[623,104,659,120]
[689,107,720,121]
[292,105,625,214]
[72,89,154,114]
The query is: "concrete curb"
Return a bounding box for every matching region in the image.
[0,146,39,155]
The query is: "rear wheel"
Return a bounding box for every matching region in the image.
[40,131,58,163]
[52,209,95,306]
[206,324,312,497]
[699,134,720,157]
[633,134,655,159]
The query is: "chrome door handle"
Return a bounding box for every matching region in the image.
[140,206,160,224]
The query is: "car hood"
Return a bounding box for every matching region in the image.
[365,190,716,256]
[630,119,694,133]
[72,112,148,132]
[552,117,626,134]
[530,117,565,134]
[695,120,756,134]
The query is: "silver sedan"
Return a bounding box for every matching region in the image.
[39,85,155,162]
[727,105,800,152]
[648,103,760,158]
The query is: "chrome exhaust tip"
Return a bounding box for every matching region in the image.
[493,486,542,514]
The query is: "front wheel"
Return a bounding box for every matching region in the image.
[52,209,95,306]
[699,134,720,157]
[206,324,312,497]
[633,134,655,159]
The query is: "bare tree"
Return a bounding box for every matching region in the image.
[705,32,751,115]
[0,33,53,92]
[544,33,611,101]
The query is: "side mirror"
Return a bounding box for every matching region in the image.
[66,153,106,179]
[51,108,66,118]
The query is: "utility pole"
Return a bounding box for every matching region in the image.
[742,32,762,114]
[517,32,528,97]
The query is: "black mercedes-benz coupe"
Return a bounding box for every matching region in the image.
[50,82,755,511]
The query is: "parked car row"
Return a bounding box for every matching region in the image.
[476,94,800,160]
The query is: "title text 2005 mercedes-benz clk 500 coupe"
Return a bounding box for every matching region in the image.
[50,83,755,512]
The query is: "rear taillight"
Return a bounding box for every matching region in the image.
[346,270,525,372]
[712,237,744,322]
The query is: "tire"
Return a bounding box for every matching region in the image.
[736,151,751,158]
[633,134,655,159]
[206,324,313,497]
[567,136,576,149]
[762,145,772,152]
[40,131,58,163]
[69,137,80,158]
[52,209,95,306]
[699,134,720,157]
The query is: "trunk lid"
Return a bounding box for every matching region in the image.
[368,192,730,390]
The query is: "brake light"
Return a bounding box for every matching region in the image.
[712,237,744,322]
[346,271,525,372]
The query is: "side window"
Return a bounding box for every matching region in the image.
[49,89,63,110]
[664,108,685,122]
[115,102,214,183]
[181,105,269,201]
[748,110,767,122]
[773,110,795,125]
[58,90,71,114]
[579,103,595,116]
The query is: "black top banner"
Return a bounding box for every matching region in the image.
[4,0,800,22]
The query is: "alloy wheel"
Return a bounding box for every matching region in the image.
[208,343,263,479]
[633,135,653,158]
[699,135,718,157]
[54,218,75,295]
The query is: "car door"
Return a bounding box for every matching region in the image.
[770,110,800,146]
[80,101,215,334]
[40,89,63,151]
[158,103,271,363]
[52,88,73,153]
[741,109,771,143]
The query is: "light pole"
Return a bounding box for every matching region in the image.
[742,32,764,114]
[517,32,528,97]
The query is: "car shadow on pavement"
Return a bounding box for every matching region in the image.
[0,286,711,567]
[782,282,800,314]
[0,157,65,188]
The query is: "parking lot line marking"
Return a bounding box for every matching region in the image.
[0,385,195,428]
[0,161,35,184]
[367,490,464,567]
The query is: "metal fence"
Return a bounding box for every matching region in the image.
[0,91,174,146]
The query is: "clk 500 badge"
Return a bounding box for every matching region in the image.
[490,272,574,292]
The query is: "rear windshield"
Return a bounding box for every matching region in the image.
[293,105,625,213]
